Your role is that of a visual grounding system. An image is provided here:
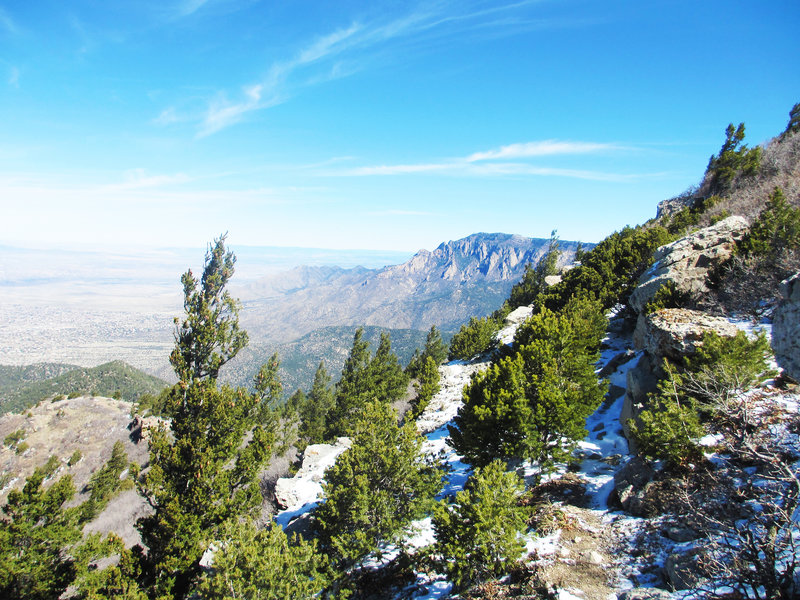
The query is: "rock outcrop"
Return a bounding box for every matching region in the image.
[273,438,351,510]
[772,272,800,381]
[632,308,739,361]
[629,216,749,313]
[623,309,739,443]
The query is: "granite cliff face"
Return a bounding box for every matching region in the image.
[236,233,582,344]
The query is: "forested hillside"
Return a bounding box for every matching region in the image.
[0,360,167,416]
[1,106,799,600]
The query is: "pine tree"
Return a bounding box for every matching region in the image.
[325,328,373,438]
[449,297,607,473]
[368,332,408,405]
[196,519,327,600]
[313,401,441,577]
[254,352,282,411]
[430,460,528,589]
[299,362,335,445]
[407,326,448,378]
[412,355,440,417]
[507,230,560,309]
[138,237,275,600]
[0,469,82,600]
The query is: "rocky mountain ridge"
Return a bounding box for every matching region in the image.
[237,232,582,345]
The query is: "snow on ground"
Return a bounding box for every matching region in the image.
[415,361,488,435]
[273,308,798,598]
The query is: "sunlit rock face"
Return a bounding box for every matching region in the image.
[773,272,800,380]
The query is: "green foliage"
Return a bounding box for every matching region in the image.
[138,237,275,600]
[369,332,410,405]
[136,386,173,418]
[0,468,82,599]
[663,195,719,236]
[73,536,148,600]
[785,101,800,136]
[81,441,129,521]
[630,331,771,466]
[196,519,327,600]
[254,352,282,411]
[42,454,61,477]
[684,330,774,402]
[170,235,248,384]
[15,441,29,455]
[738,188,800,260]
[4,428,26,449]
[406,326,449,378]
[430,460,528,589]
[313,401,441,573]
[629,362,705,466]
[447,316,500,361]
[67,450,83,467]
[412,356,440,416]
[644,280,690,313]
[449,297,607,473]
[298,362,335,446]
[706,122,762,193]
[507,230,560,310]
[537,225,673,313]
[325,328,373,438]
[0,361,168,418]
[325,329,409,438]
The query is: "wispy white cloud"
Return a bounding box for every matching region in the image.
[178,1,570,137]
[325,139,645,181]
[8,66,19,88]
[176,0,212,17]
[466,140,625,162]
[0,7,19,35]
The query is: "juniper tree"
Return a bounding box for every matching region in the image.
[430,460,528,589]
[0,469,82,600]
[407,325,448,378]
[169,235,248,384]
[326,329,407,437]
[313,401,441,578]
[138,237,275,600]
[299,362,335,445]
[449,297,607,473]
[368,332,408,405]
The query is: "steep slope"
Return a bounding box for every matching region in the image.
[237,232,582,344]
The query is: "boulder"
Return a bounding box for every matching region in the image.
[273,438,351,509]
[612,456,656,513]
[632,308,739,361]
[130,414,169,443]
[772,272,800,381]
[504,305,533,327]
[629,216,749,314]
[543,274,562,287]
[664,550,703,590]
[620,354,661,444]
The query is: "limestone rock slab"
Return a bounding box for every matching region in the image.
[629,216,749,314]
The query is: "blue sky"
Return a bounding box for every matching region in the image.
[1,0,798,253]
